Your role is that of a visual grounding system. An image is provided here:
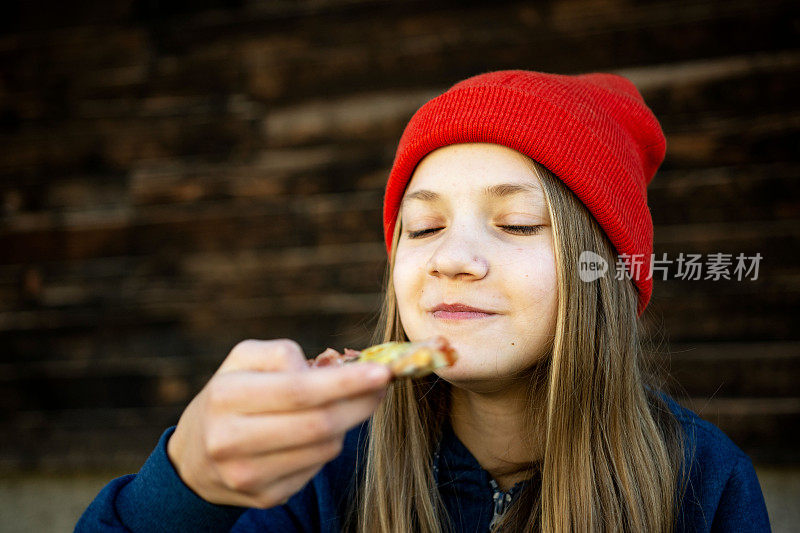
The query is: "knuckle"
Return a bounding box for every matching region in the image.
[205,379,228,409]
[231,339,259,356]
[273,339,303,361]
[205,422,238,462]
[321,437,344,461]
[220,461,260,493]
[253,488,287,510]
[284,378,311,409]
[205,429,234,461]
[302,410,335,442]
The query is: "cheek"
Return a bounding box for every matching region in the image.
[392,246,427,287]
[513,249,558,311]
[392,259,419,308]
[515,245,556,282]
[534,255,559,326]
[391,260,430,338]
[534,256,557,296]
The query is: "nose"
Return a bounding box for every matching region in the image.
[426,222,489,280]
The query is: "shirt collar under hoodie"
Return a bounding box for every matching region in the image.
[433,416,540,531]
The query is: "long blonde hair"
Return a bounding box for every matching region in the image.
[345,159,685,532]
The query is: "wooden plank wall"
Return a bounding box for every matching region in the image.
[0,0,798,472]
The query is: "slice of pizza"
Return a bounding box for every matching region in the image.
[308,335,458,379]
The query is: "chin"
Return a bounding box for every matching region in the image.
[435,361,510,385]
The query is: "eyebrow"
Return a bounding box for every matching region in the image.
[400,182,543,209]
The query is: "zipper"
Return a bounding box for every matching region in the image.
[488,478,515,531]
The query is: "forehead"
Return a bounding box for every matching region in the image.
[400,143,545,208]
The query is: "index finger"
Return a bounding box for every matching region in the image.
[217,339,308,375]
[215,362,392,414]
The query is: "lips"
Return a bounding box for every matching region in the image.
[430,303,498,321]
[431,303,494,314]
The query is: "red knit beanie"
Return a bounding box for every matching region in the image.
[382,69,666,317]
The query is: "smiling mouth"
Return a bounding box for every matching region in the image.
[432,310,498,321]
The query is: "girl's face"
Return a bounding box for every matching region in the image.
[393,143,558,392]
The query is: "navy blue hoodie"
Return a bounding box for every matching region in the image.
[75,393,770,532]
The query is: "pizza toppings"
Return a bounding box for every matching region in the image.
[307,347,360,368]
[307,336,458,378]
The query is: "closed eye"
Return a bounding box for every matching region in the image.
[407,225,544,239]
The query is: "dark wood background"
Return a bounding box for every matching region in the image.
[1,0,798,473]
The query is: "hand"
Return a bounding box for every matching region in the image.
[166,338,391,508]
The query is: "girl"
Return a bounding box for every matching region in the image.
[77,70,770,532]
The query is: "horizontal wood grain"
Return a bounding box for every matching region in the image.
[1,0,796,471]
